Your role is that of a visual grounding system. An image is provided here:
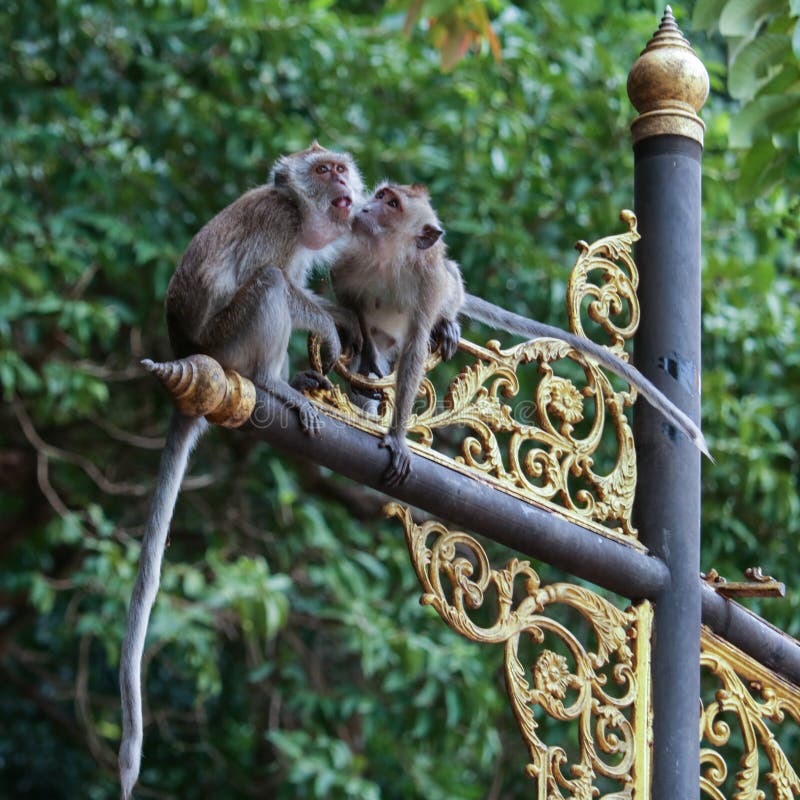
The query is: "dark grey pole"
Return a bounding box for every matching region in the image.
[628,8,709,799]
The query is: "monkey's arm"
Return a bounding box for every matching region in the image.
[285,285,343,374]
[462,293,710,457]
[429,258,465,360]
[314,294,364,358]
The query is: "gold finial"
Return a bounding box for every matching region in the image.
[627,7,710,146]
[143,354,256,428]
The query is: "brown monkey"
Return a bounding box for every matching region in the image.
[119,143,364,799]
[332,182,709,486]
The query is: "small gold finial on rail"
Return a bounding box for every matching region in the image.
[702,567,786,599]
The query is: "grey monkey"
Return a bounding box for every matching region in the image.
[331,182,709,486]
[119,143,364,799]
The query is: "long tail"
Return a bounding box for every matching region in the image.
[462,294,710,458]
[119,410,207,799]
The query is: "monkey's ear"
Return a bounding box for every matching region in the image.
[416,224,443,250]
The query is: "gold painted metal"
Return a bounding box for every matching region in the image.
[310,211,642,547]
[386,502,653,799]
[700,626,800,799]
[702,567,787,599]
[142,354,256,428]
[627,7,710,146]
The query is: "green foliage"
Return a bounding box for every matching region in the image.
[0,1,798,798]
[694,0,800,197]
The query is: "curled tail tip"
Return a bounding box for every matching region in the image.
[140,358,156,372]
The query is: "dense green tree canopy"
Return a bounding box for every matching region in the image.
[1,1,797,797]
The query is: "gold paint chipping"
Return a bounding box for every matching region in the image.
[310,211,642,546]
[142,354,256,428]
[386,503,653,799]
[627,7,710,145]
[701,627,800,800]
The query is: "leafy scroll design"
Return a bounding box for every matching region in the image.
[700,627,800,800]
[386,503,653,799]
[309,211,642,546]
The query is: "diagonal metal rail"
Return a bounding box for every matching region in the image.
[239,387,800,688]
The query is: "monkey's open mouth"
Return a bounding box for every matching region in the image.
[332,196,352,210]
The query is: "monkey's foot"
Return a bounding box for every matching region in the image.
[379,434,411,487]
[298,402,323,437]
[291,369,333,393]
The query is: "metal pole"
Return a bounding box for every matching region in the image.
[628,8,709,799]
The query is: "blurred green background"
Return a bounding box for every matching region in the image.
[1,1,798,797]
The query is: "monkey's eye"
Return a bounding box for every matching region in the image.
[376,190,385,199]
[336,164,346,173]
[388,197,399,208]
[315,164,329,174]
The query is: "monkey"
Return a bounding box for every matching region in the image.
[331,182,710,486]
[119,143,364,800]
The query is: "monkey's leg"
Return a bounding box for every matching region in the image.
[204,267,323,437]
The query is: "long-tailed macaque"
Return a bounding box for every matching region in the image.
[119,143,364,799]
[331,182,709,486]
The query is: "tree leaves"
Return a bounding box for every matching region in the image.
[0,1,798,798]
[696,0,800,197]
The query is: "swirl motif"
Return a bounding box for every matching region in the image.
[700,628,800,800]
[386,503,653,799]
[309,211,641,546]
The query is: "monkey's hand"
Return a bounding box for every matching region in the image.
[298,401,324,437]
[320,334,343,376]
[379,433,411,487]
[336,312,363,358]
[291,369,333,393]
[430,317,461,361]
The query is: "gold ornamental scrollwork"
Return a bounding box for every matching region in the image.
[385,503,653,799]
[310,211,642,547]
[700,627,800,800]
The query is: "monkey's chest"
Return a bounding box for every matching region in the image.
[363,298,410,351]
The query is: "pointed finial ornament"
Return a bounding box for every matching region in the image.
[627,7,710,145]
[143,354,256,428]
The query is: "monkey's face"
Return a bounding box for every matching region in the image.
[271,144,365,225]
[308,158,356,223]
[353,184,444,252]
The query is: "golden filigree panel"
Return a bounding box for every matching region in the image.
[310,211,642,547]
[386,503,653,799]
[701,627,800,800]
